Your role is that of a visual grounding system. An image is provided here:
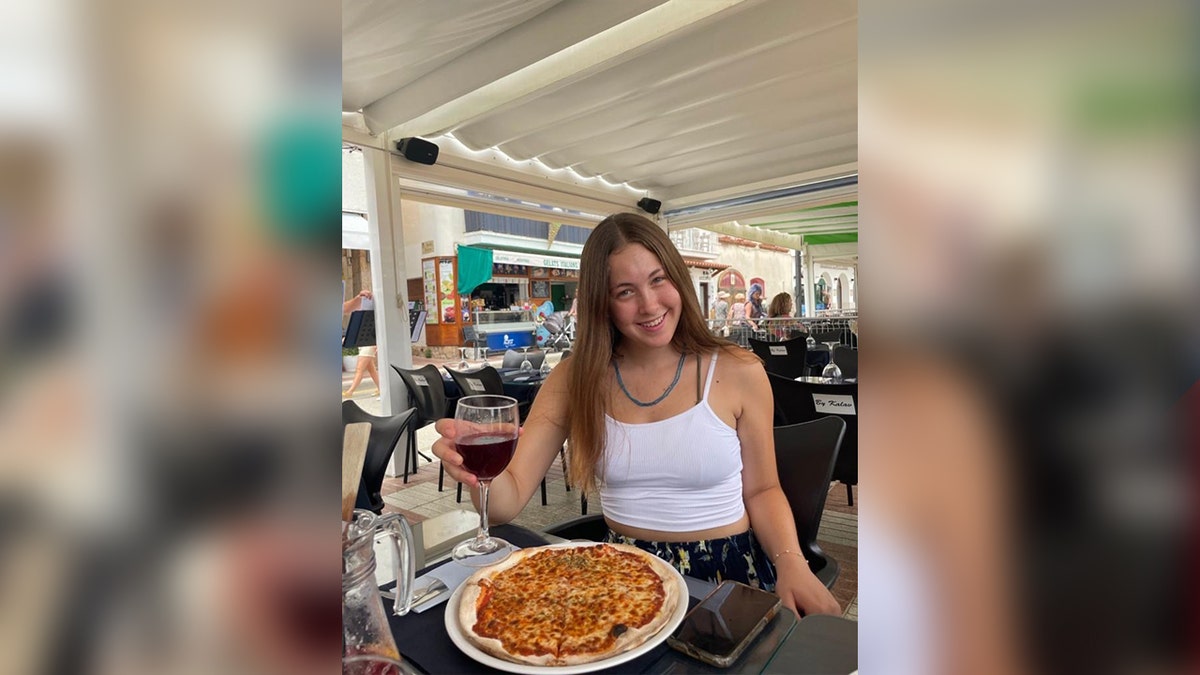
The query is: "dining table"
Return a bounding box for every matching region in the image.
[382,524,857,674]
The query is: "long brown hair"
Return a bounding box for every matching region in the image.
[767,292,793,317]
[566,213,742,492]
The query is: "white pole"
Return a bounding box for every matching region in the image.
[802,242,816,318]
[363,145,412,416]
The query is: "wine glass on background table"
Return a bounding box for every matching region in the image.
[452,395,519,566]
[820,341,843,381]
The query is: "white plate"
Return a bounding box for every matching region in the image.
[444,542,690,674]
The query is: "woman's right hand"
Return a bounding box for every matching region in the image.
[431,418,480,489]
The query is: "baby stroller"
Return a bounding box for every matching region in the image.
[538,310,574,351]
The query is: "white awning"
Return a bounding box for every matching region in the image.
[491,249,580,271]
[342,212,369,250]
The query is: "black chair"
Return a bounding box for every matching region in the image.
[462,324,488,360]
[748,336,810,379]
[809,328,843,346]
[444,365,568,506]
[502,349,546,370]
[544,514,608,542]
[341,401,418,513]
[767,373,858,506]
[832,346,858,379]
[774,417,845,588]
[391,364,450,486]
[445,363,528,421]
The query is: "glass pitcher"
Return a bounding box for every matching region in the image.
[342,509,416,661]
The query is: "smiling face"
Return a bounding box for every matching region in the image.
[606,243,681,353]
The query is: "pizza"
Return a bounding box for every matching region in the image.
[457,543,681,666]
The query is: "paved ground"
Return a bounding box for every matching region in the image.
[343,351,858,619]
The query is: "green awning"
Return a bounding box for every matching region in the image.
[803,232,858,246]
[456,245,494,296]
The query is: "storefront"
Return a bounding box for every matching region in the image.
[420,246,581,348]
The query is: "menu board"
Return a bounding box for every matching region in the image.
[439,259,457,324]
[422,259,438,324]
[532,280,550,298]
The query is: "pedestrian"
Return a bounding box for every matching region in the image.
[343,289,380,397]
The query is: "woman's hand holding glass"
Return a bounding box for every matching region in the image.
[435,395,522,565]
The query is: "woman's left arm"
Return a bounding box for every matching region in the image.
[735,360,841,618]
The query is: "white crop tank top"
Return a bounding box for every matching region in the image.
[599,352,745,532]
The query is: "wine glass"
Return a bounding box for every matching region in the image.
[518,346,533,372]
[457,347,471,370]
[539,359,552,377]
[451,395,519,566]
[820,341,843,381]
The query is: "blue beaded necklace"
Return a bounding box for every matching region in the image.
[613,352,687,407]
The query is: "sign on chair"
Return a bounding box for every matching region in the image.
[466,378,486,392]
[769,345,788,356]
[412,375,429,387]
[813,393,856,415]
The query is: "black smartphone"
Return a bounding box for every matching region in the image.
[667,580,782,668]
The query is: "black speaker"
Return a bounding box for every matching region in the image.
[395,137,439,165]
[636,197,661,215]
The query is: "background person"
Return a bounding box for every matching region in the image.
[433,212,839,619]
[342,289,379,397]
[713,290,731,335]
[767,292,805,340]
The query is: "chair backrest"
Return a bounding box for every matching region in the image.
[342,401,417,513]
[501,349,524,369]
[391,364,450,428]
[774,417,845,565]
[445,365,505,398]
[832,345,858,379]
[809,328,843,345]
[767,373,858,488]
[502,349,545,370]
[749,336,809,379]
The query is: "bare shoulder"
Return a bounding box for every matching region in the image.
[712,345,766,384]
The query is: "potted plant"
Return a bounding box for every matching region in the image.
[343,346,359,372]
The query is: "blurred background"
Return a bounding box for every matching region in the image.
[859,1,1197,674]
[0,0,1195,674]
[0,0,340,674]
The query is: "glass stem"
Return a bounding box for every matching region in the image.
[476,480,491,544]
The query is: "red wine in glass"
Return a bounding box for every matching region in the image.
[452,394,519,566]
[457,433,517,480]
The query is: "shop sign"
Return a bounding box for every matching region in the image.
[487,331,535,351]
[492,250,581,271]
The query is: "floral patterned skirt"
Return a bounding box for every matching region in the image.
[604,529,777,591]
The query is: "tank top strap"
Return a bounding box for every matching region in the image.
[701,352,719,400]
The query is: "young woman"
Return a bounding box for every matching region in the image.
[433,213,839,618]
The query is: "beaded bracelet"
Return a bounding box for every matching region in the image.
[772,549,807,564]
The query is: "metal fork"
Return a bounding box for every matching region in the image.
[381,578,448,608]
